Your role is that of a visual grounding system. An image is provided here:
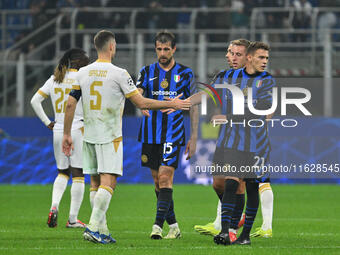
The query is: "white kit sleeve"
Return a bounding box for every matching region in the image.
[30,92,51,126]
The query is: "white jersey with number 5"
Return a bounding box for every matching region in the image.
[75,59,138,144]
[37,69,83,131]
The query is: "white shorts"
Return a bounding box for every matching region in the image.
[82,138,123,176]
[53,128,83,169]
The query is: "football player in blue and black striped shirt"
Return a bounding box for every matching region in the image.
[194,39,250,241]
[211,41,276,245]
[136,31,198,240]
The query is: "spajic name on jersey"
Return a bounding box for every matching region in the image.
[89,70,108,77]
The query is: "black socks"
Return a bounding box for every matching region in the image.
[155,189,177,225]
[154,188,173,228]
[221,179,239,233]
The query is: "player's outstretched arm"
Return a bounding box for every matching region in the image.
[30,92,54,130]
[62,95,77,156]
[137,88,150,117]
[188,91,207,106]
[161,91,206,115]
[129,92,191,111]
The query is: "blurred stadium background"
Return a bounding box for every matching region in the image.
[1,0,340,185]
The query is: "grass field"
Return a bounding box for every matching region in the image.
[0,184,339,255]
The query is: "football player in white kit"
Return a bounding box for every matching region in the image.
[62,30,192,244]
[31,48,89,228]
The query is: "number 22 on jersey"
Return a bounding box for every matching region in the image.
[54,87,71,113]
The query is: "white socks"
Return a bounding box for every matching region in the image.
[88,186,112,234]
[51,174,68,210]
[90,189,97,208]
[259,183,274,231]
[68,177,85,223]
[213,200,222,230]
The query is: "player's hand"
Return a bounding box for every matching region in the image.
[185,138,197,160]
[167,93,191,111]
[141,110,150,117]
[47,121,55,130]
[211,115,227,125]
[160,108,176,114]
[62,134,74,157]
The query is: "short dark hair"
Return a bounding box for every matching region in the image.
[94,30,115,51]
[154,30,176,48]
[246,41,270,55]
[230,39,251,48]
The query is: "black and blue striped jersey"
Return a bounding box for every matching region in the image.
[213,68,275,153]
[137,62,194,145]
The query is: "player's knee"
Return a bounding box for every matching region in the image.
[90,174,100,189]
[100,173,118,190]
[158,174,172,188]
[158,166,174,188]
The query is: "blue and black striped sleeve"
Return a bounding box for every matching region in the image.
[211,69,234,88]
[136,66,148,92]
[228,74,276,121]
[257,75,276,110]
[210,70,225,88]
[185,70,195,98]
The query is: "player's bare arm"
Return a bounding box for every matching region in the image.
[138,87,151,117]
[62,95,77,156]
[129,92,191,111]
[185,104,198,160]
[188,91,207,106]
[161,90,206,115]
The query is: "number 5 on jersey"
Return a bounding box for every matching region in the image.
[90,81,103,110]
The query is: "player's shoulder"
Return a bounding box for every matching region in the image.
[261,70,274,79]
[176,62,194,74]
[43,75,55,86]
[110,63,128,73]
[109,64,133,81]
[258,71,276,88]
[260,71,276,84]
[214,69,231,79]
[48,74,55,81]
[77,64,90,74]
[143,63,154,70]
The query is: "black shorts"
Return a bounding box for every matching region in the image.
[141,143,181,170]
[211,147,256,178]
[253,150,271,183]
[212,146,224,165]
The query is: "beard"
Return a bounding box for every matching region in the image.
[158,56,172,67]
